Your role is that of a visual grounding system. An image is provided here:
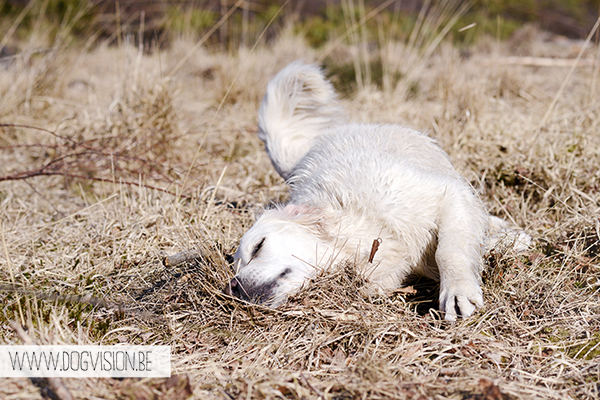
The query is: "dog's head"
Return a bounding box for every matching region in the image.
[224,205,331,307]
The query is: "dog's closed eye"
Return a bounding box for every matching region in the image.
[250,238,266,260]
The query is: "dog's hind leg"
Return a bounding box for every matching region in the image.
[486,215,532,253]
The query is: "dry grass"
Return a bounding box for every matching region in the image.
[2,11,600,400]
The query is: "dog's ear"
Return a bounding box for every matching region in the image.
[281,204,332,240]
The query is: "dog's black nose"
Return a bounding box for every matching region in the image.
[223,276,276,304]
[223,277,244,299]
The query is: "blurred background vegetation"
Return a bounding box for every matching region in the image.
[1,0,599,53]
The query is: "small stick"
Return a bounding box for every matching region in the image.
[9,321,74,400]
[368,238,382,263]
[163,250,204,268]
[1,287,165,324]
[0,284,112,310]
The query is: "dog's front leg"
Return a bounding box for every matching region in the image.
[435,187,488,322]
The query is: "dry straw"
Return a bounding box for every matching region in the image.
[1,1,600,399]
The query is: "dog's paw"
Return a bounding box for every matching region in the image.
[439,279,483,322]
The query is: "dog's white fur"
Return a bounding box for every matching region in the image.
[226,61,530,321]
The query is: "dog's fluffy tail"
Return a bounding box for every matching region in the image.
[486,216,532,253]
[258,61,344,179]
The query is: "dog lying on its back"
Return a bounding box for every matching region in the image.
[224,61,530,321]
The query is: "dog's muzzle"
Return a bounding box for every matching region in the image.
[222,276,280,305]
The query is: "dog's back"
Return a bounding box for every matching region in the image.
[289,123,461,212]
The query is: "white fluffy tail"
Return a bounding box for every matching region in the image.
[486,216,532,253]
[258,61,344,179]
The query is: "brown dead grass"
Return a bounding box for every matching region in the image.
[1,16,600,400]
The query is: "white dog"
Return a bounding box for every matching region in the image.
[224,61,529,321]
